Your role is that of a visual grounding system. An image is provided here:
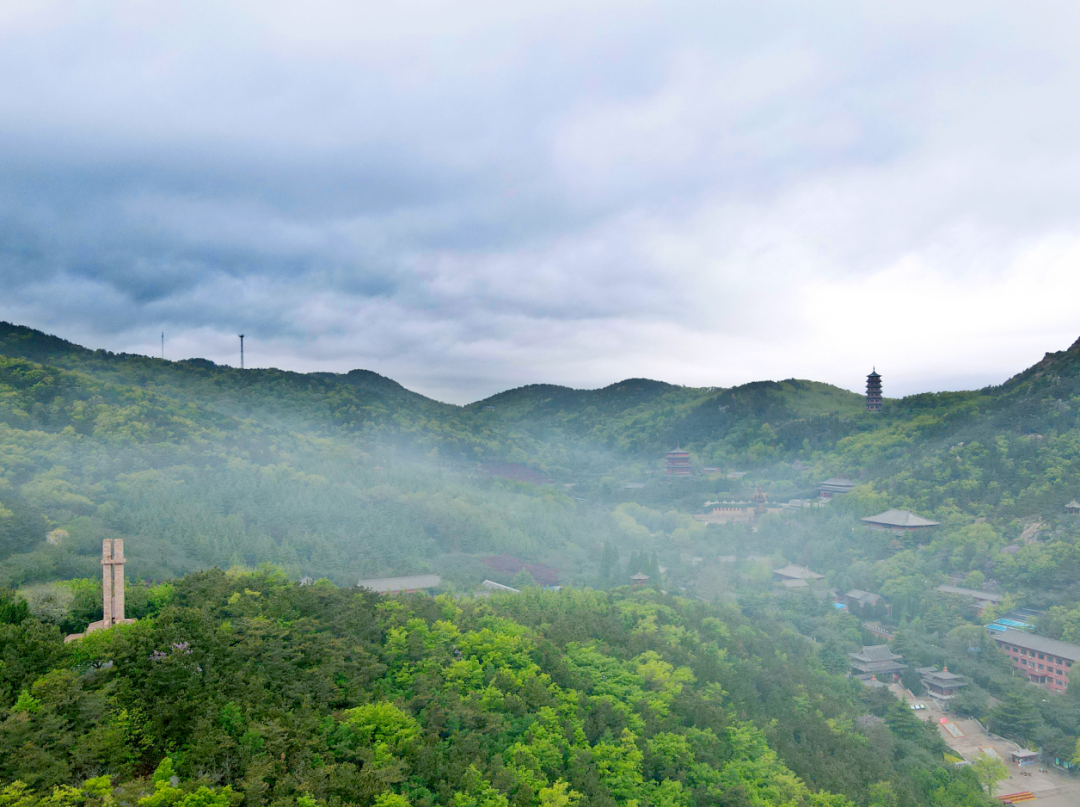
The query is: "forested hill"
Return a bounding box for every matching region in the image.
[7,318,1080,589]
[0,571,995,807]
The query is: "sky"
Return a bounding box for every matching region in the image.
[3,1,1080,404]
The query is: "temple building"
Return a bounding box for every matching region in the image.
[860,509,940,533]
[919,666,968,703]
[665,448,693,477]
[1067,500,1080,515]
[65,539,136,642]
[818,478,856,498]
[866,369,882,413]
[849,645,906,681]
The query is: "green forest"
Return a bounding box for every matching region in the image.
[0,570,994,807]
[7,321,1080,804]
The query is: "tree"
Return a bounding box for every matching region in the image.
[972,755,1008,797]
[900,666,923,696]
[868,781,898,807]
[989,692,1042,746]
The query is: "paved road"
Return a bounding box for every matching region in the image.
[890,685,1080,805]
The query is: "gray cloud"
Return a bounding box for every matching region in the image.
[3,0,1080,402]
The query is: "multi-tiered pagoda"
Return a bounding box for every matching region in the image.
[665,448,692,476]
[865,369,882,413]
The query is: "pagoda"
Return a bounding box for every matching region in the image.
[665,448,692,477]
[865,369,882,413]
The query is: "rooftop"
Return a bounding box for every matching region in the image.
[936,584,1004,602]
[357,574,441,592]
[861,509,940,528]
[773,564,825,580]
[846,589,882,604]
[993,627,1080,661]
[820,477,856,488]
[482,580,521,594]
[1067,500,1080,509]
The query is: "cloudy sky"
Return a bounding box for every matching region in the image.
[3,1,1080,403]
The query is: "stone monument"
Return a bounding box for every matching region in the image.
[64,539,136,642]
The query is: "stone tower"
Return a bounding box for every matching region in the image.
[866,369,882,413]
[64,539,135,642]
[101,538,126,627]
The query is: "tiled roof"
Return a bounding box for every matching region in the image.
[993,628,1080,661]
[861,509,940,528]
[850,645,902,663]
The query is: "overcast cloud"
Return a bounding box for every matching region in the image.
[3,1,1080,403]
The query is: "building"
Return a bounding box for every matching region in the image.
[919,666,968,703]
[819,478,856,498]
[631,572,649,588]
[665,448,693,477]
[846,589,883,608]
[866,369,882,413]
[849,645,906,680]
[1011,750,1039,766]
[65,539,136,642]
[860,509,940,533]
[992,628,1080,693]
[936,584,1004,612]
[694,501,755,524]
[357,574,441,594]
[772,564,825,583]
[1067,500,1080,515]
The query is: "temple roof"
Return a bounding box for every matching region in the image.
[849,645,902,663]
[861,509,940,528]
[1067,500,1080,509]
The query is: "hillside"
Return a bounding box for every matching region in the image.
[0,571,994,807]
[7,323,1080,795]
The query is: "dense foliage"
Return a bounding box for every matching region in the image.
[1,572,993,807]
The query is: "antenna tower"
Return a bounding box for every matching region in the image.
[161,332,164,360]
[239,334,245,369]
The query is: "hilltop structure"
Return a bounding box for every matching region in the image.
[866,369,882,413]
[665,448,692,477]
[1067,500,1080,515]
[65,539,136,642]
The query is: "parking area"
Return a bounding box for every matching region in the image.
[889,684,1080,805]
